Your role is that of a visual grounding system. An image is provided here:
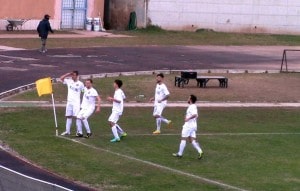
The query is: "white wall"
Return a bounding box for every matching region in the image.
[147,0,300,34]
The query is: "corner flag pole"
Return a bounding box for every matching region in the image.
[51,93,58,136]
[36,77,57,136]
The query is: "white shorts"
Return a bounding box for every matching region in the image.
[108,111,122,124]
[65,102,80,117]
[77,107,95,119]
[153,103,166,116]
[181,125,197,138]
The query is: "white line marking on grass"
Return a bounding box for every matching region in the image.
[58,136,248,191]
[127,132,300,136]
[94,132,300,138]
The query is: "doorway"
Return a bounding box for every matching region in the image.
[61,0,87,29]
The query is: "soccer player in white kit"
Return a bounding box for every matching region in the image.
[76,79,101,138]
[60,71,84,136]
[150,73,172,134]
[107,79,127,143]
[173,95,204,159]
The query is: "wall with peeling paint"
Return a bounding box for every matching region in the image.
[105,0,147,30]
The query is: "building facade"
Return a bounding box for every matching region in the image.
[104,0,300,34]
[2,0,299,34]
[0,0,104,30]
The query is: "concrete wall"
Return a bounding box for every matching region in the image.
[0,0,60,30]
[0,0,56,19]
[88,0,105,18]
[0,0,104,30]
[106,0,146,30]
[147,0,300,34]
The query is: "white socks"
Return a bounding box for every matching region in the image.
[192,140,203,153]
[160,116,169,124]
[156,117,169,131]
[112,125,120,139]
[178,140,203,156]
[156,118,161,131]
[76,119,91,134]
[178,140,186,156]
[116,124,124,134]
[82,119,91,134]
[66,118,72,133]
[76,119,82,134]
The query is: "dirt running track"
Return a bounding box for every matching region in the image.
[1,46,300,92]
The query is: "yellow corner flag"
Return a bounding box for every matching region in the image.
[36,77,53,97]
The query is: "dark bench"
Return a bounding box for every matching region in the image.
[196,76,228,88]
[175,71,197,88]
[175,71,228,88]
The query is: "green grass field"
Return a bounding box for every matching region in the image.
[2,29,300,49]
[0,107,299,191]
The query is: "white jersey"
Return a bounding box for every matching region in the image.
[81,87,99,109]
[112,89,126,114]
[63,79,84,104]
[154,83,170,105]
[184,104,198,128]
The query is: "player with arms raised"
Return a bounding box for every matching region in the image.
[173,94,204,159]
[60,71,84,136]
[150,73,172,134]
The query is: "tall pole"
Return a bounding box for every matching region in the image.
[51,93,58,136]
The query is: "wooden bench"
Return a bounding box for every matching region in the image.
[196,76,228,88]
[174,71,197,88]
[175,71,228,88]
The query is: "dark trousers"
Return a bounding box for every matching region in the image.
[40,38,47,52]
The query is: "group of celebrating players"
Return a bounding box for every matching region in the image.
[59,71,203,159]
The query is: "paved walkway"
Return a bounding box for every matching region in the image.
[0,30,130,39]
